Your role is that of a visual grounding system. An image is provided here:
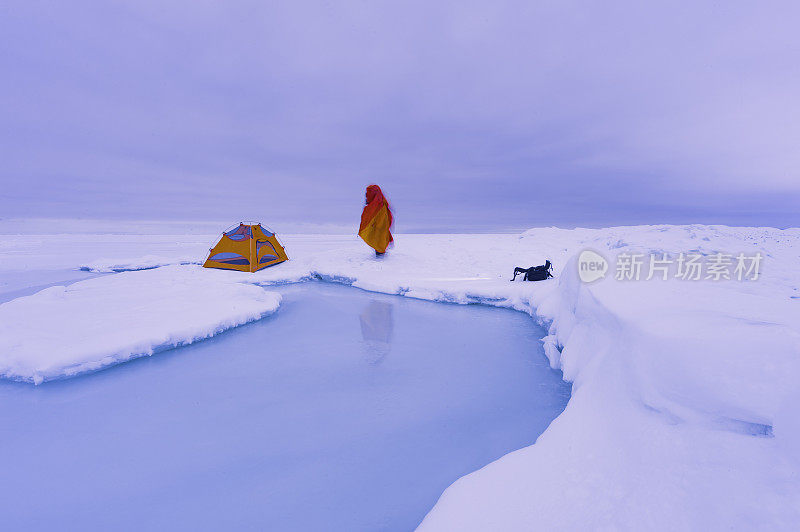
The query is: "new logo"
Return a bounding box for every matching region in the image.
[578,249,608,283]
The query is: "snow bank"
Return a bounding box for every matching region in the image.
[419,256,800,531]
[0,265,280,384]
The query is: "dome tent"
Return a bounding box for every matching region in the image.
[203,222,288,272]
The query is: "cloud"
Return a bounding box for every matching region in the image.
[1,0,799,228]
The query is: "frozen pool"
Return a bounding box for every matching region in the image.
[0,282,570,531]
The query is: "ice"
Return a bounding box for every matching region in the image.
[0,265,281,383]
[1,223,799,528]
[0,268,102,303]
[79,254,200,272]
[0,283,569,530]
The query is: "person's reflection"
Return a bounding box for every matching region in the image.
[359,299,394,364]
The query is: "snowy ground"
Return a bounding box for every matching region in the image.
[1,223,799,529]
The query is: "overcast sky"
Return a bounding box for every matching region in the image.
[2,0,799,231]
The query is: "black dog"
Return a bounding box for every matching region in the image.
[511,260,553,281]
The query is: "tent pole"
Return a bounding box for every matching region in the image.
[250,226,255,273]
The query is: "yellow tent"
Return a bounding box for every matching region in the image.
[203,222,288,272]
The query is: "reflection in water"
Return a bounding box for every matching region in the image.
[359,299,394,363]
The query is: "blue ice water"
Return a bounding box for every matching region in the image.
[0,283,570,531]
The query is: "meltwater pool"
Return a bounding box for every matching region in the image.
[0,282,570,531]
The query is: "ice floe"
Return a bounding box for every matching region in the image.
[0,265,280,383]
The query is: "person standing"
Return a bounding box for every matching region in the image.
[358,184,393,256]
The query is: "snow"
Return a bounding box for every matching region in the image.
[0,265,281,384]
[1,223,799,528]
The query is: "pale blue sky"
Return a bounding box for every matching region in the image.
[2,1,799,231]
